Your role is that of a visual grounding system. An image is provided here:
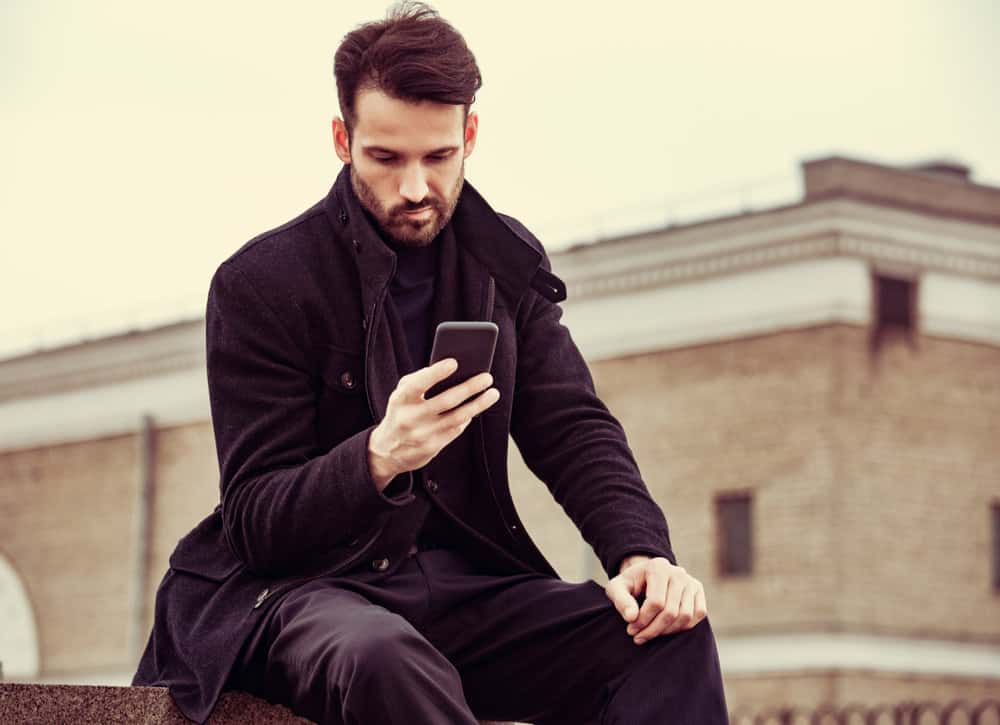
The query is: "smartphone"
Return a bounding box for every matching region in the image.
[425,321,499,403]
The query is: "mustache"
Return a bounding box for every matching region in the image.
[396,200,439,214]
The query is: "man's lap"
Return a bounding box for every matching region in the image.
[228,547,706,724]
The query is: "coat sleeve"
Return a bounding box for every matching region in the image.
[205,260,413,576]
[509,248,678,578]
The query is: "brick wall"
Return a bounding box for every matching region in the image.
[0,435,137,674]
[143,421,221,634]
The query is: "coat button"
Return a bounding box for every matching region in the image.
[371,557,390,572]
[352,238,360,252]
[361,317,367,331]
[339,209,348,224]
[253,587,270,609]
[340,371,356,389]
[426,478,439,493]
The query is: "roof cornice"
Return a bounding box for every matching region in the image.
[554,197,1000,302]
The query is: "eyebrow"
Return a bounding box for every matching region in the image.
[362,145,460,155]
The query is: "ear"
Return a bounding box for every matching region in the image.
[463,111,479,159]
[332,117,352,164]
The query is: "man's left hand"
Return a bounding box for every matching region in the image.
[605,555,708,645]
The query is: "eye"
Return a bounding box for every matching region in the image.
[373,154,396,164]
[428,153,452,162]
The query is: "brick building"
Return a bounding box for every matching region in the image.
[2,155,998,712]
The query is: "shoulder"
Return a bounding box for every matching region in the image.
[496,212,558,284]
[222,199,331,271]
[496,212,546,257]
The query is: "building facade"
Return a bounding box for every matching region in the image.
[2,155,998,711]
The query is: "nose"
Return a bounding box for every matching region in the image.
[398,163,429,205]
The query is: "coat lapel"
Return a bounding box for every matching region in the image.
[333,170,401,424]
[430,220,495,329]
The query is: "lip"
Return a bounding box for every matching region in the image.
[403,207,432,216]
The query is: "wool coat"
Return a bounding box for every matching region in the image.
[133,164,677,724]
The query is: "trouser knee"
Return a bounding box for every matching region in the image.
[603,617,729,725]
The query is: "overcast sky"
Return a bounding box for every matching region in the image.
[2,0,998,358]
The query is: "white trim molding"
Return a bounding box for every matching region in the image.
[0,319,204,404]
[553,197,1000,302]
[717,632,1000,679]
[562,257,871,362]
[0,366,210,451]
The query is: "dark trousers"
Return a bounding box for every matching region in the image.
[227,547,728,724]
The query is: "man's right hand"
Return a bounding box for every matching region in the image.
[367,358,500,491]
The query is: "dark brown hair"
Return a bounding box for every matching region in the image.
[334,2,482,141]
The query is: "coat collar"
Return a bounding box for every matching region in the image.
[323,164,565,306]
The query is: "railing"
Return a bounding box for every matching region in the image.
[730,699,1000,725]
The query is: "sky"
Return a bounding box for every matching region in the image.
[2,0,998,358]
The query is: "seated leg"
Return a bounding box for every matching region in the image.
[230,580,482,725]
[416,552,728,724]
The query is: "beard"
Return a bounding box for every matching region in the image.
[350,160,465,248]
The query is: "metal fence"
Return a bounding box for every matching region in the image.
[731,700,1000,725]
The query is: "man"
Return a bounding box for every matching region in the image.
[134,3,729,723]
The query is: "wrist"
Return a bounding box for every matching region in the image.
[367,425,399,492]
[618,554,651,576]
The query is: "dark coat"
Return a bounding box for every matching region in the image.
[133,165,676,723]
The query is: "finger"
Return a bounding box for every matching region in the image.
[635,582,692,643]
[605,575,640,624]
[666,584,698,635]
[634,575,683,642]
[427,371,494,414]
[693,586,708,623]
[401,358,458,402]
[628,564,667,635]
[435,386,500,430]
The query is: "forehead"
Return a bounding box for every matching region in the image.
[352,87,465,151]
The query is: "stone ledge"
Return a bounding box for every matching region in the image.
[0,684,308,724]
[0,684,516,724]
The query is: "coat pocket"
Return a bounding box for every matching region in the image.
[315,345,372,446]
[318,344,365,395]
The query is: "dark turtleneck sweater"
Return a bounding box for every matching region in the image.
[384,236,438,371]
[381,232,458,551]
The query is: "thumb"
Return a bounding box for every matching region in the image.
[605,566,645,623]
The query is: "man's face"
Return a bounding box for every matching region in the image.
[334,87,478,248]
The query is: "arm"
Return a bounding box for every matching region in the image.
[206,261,413,576]
[509,247,677,579]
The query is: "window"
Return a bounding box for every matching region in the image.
[716,492,753,577]
[871,272,917,351]
[993,503,1000,592]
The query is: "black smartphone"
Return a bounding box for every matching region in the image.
[425,321,499,403]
